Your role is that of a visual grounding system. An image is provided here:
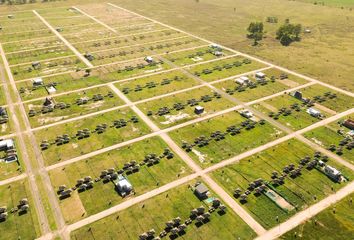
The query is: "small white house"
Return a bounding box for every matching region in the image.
[235,76,250,85]
[213,51,223,57]
[145,56,154,63]
[32,77,43,86]
[306,108,321,118]
[46,86,57,94]
[210,43,221,49]
[255,72,266,79]
[195,106,204,115]
[0,139,14,151]
[115,175,133,196]
[324,165,342,182]
[240,109,253,118]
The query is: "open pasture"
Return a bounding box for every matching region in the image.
[115,69,200,102]
[0,179,40,240]
[186,56,266,82]
[211,139,354,229]
[169,111,284,167]
[71,180,256,240]
[0,28,53,43]
[49,137,192,223]
[138,86,235,128]
[35,107,151,165]
[25,86,125,128]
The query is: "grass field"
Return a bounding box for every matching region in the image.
[35,107,151,165]
[304,114,354,164]
[115,70,200,102]
[211,139,354,229]
[169,111,284,167]
[49,136,193,223]
[281,193,354,239]
[71,180,257,240]
[138,86,235,128]
[0,179,41,240]
[25,86,125,128]
[186,56,266,82]
[112,0,354,92]
[0,85,6,106]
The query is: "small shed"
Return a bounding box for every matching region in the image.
[46,86,57,94]
[306,108,321,118]
[145,56,154,63]
[291,91,303,100]
[32,78,43,86]
[235,76,250,85]
[32,61,41,69]
[324,165,342,182]
[213,51,223,57]
[114,175,133,196]
[210,43,221,49]
[240,109,253,118]
[343,119,354,130]
[255,72,266,79]
[194,183,209,199]
[194,106,204,115]
[0,139,14,151]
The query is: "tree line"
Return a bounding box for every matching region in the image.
[247,19,302,46]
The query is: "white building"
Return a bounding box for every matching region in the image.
[240,109,253,118]
[306,108,321,118]
[145,56,154,63]
[32,77,43,86]
[115,175,133,196]
[255,72,266,79]
[0,139,14,151]
[324,165,342,182]
[235,76,250,85]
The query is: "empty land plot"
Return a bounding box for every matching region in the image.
[263,68,309,86]
[0,11,36,20]
[212,70,306,102]
[164,46,233,66]
[186,56,266,82]
[169,111,284,167]
[304,115,354,165]
[114,23,166,35]
[49,137,193,223]
[52,22,103,35]
[25,86,125,128]
[115,70,200,101]
[40,13,96,27]
[299,84,354,113]
[62,29,117,43]
[0,28,53,43]
[281,193,354,240]
[12,56,85,81]
[252,94,330,130]
[211,139,354,229]
[37,7,88,17]
[1,37,63,53]
[35,107,151,165]
[0,21,47,35]
[138,86,235,128]
[73,29,184,53]
[6,45,73,65]
[71,180,256,240]
[17,58,170,101]
[0,179,40,240]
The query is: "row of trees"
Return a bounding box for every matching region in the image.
[247,20,302,46]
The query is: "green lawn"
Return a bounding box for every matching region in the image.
[25,86,125,128]
[252,94,328,130]
[164,46,233,66]
[281,193,354,239]
[211,139,354,229]
[138,86,235,128]
[169,111,284,167]
[115,69,200,102]
[35,107,152,165]
[17,60,171,101]
[0,179,41,240]
[71,180,257,240]
[186,56,266,82]
[49,136,193,223]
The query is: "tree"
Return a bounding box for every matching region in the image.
[276,21,302,46]
[247,22,264,45]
